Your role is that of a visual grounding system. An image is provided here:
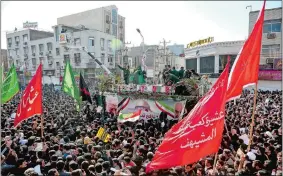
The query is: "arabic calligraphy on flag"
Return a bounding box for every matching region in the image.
[146,60,230,173]
[14,64,42,127]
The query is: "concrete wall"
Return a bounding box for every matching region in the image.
[1,49,8,72]
[30,30,54,41]
[57,8,104,32]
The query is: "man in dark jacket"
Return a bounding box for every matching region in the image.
[117,65,130,85]
[178,67,185,79]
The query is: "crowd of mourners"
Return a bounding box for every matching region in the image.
[1,84,282,176]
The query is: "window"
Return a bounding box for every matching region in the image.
[108,54,113,62]
[47,43,52,51]
[106,28,110,34]
[107,40,112,52]
[89,37,95,47]
[200,56,215,73]
[101,53,105,64]
[39,44,44,52]
[112,24,117,36]
[23,46,28,55]
[31,45,36,54]
[261,44,280,57]
[64,54,70,63]
[16,60,19,66]
[106,15,110,23]
[39,57,44,63]
[56,62,60,67]
[8,49,12,57]
[15,36,20,42]
[7,38,12,45]
[100,38,105,50]
[32,58,36,66]
[263,19,282,33]
[56,48,60,56]
[23,34,28,42]
[15,48,19,56]
[74,38,81,46]
[74,53,81,64]
[219,55,237,73]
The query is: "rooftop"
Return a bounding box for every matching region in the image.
[6,28,53,35]
[250,7,282,14]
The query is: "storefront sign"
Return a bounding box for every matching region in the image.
[187,37,214,48]
[258,70,282,81]
[23,21,38,28]
[273,58,282,70]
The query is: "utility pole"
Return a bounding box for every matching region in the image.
[159,39,171,66]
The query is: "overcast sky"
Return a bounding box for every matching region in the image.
[1,1,282,49]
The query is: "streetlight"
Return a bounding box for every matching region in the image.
[136,28,145,70]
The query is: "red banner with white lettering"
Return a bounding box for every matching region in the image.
[14,64,42,127]
[146,60,230,173]
[226,1,266,102]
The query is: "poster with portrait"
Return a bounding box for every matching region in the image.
[117,96,186,121]
[105,95,119,115]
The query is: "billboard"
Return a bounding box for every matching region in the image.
[258,70,282,81]
[187,37,214,48]
[116,97,186,121]
[23,21,38,28]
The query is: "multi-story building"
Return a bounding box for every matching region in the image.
[1,49,8,73]
[6,5,126,84]
[249,7,282,67]
[57,5,125,43]
[6,29,54,84]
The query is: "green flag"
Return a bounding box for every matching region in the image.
[1,64,20,104]
[62,61,81,110]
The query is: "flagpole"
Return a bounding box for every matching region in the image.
[224,120,231,139]
[40,115,44,138]
[212,152,218,174]
[247,83,258,152]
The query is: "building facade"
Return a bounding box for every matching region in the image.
[183,40,245,75]
[249,7,282,67]
[1,49,8,73]
[6,5,126,85]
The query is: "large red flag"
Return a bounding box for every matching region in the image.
[226,1,266,102]
[146,60,230,173]
[14,64,42,127]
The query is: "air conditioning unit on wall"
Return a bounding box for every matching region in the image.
[266,58,274,64]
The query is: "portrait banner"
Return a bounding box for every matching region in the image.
[117,96,186,121]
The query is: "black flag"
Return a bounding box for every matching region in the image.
[79,73,92,104]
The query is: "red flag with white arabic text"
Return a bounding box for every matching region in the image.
[14,64,42,127]
[226,1,266,102]
[146,60,230,173]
